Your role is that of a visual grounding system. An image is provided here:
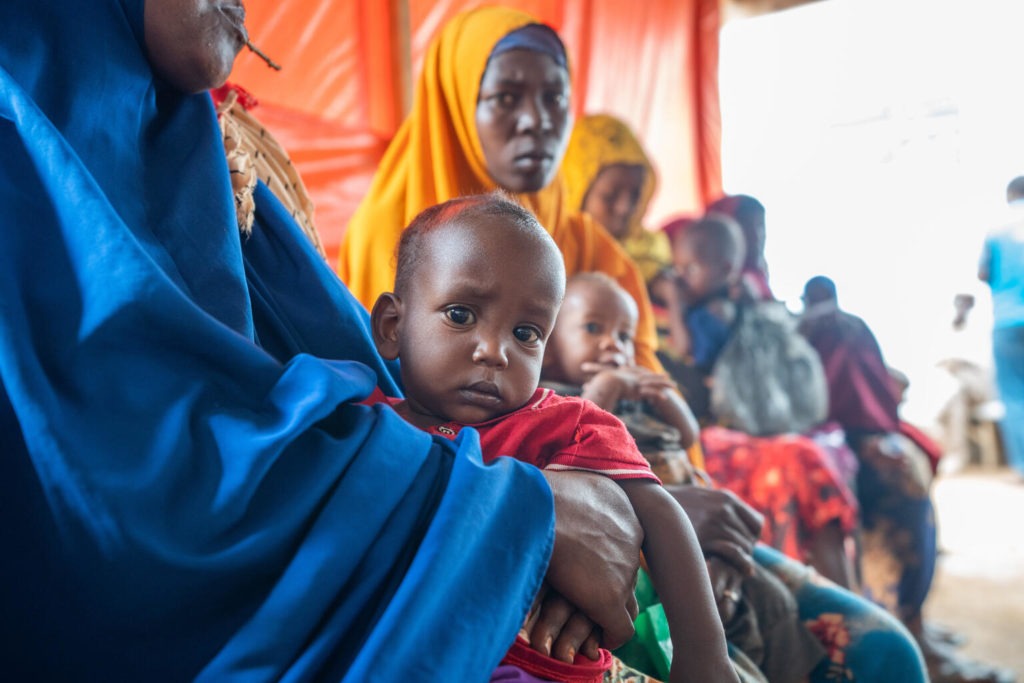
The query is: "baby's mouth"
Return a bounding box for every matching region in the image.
[460,381,502,405]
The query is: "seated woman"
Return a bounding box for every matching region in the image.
[337,6,664,373]
[799,276,1014,683]
[542,271,930,683]
[562,113,674,289]
[0,1,646,679]
[668,215,860,591]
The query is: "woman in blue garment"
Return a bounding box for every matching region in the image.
[0,1,645,680]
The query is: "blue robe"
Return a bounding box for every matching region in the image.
[0,1,552,679]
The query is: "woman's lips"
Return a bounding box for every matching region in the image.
[513,151,554,172]
[217,3,248,44]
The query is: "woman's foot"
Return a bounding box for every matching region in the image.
[925,645,1015,683]
[908,615,1013,683]
[924,620,968,649]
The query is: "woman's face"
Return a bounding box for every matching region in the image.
[144,0,247,93]
[582,163,645,240]
[475,49,571,193]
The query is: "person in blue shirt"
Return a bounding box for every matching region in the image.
[979,176,1024,479]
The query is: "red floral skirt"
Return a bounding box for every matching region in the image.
[701,426,858,562]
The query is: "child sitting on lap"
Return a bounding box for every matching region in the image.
[369,192,738,683]
[542,271,702,487]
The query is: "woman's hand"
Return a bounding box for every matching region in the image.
[663,485,763,575]
[706,555,744,625]
[521,584,602,662]
[543,470,642,650]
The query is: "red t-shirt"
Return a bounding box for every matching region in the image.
[383,387,658,483]
[373,387,656,681]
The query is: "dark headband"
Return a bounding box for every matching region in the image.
[489,23,567,70]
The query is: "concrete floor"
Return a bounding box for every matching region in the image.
[925,466,1024,678]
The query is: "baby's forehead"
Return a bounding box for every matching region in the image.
[565,278,636,319]
[430,217,561,270]
[412,216,564,290]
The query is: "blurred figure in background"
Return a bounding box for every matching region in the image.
[978,177,1024,480]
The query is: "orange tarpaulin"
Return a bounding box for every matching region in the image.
[231,0,721,264]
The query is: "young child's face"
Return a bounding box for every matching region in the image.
[544,278,638,385]
[383,216,565,425]
[582,163,645,240]
[672,234,730,304]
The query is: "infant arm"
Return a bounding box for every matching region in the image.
[640,381,699,449]
[582,367,698,449]
[617,479,739,683]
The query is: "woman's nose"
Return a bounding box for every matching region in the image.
[515,95,553,134]
[613,192,633,218]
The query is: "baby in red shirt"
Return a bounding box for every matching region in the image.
[369,191,737,683]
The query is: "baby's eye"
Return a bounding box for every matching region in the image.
[445,306,475,326]
[584,322,602,335]
[513,326,541,344]
[618,331,634,344]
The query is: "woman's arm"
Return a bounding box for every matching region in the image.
[543,470,643,650]
[618,480,739,683]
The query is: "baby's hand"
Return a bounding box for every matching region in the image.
[583,366,679,409]
[579,366,638,409]
[633,369,678,403]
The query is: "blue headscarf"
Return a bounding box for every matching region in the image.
[0,1,552,679]
[489,23,568,69]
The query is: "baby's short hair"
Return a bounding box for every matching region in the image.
[566,272,638,318]
[708,193,765,223]
[394,191,547,296]
[684,213,746,273]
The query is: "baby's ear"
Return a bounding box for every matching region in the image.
[370,292,402,360]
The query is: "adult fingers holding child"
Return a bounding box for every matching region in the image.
[522,585,603,663]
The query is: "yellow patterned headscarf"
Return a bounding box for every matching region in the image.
[563,114,672,283]
[339,6,663,372]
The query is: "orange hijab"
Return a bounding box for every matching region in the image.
[339,6,662,371]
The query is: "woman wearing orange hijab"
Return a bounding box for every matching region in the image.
[339,6,662,372]
[563,113,673,286]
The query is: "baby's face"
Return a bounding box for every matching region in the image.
[397,218,564,425]
[545,280,638,385]
[583,163,645,240]
[672,235,729,304]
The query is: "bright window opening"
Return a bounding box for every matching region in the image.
[718,0,1024,423]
